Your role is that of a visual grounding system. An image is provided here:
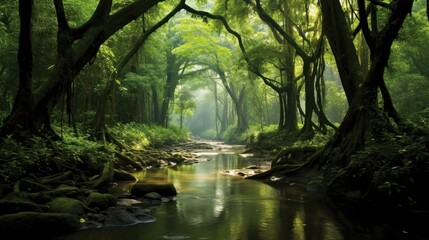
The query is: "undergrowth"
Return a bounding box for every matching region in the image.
[109,123,190,148]
[0,123,190,184]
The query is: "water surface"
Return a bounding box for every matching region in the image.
[56,150,421,240]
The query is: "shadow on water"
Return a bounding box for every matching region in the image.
[55,151,427,240]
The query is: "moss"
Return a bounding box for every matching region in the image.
[49,197,85,217]
[86,192,116,210]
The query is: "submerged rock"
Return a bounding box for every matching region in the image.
[103,206,156,226]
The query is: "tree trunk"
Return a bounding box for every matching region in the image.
[318,0,413,166]
[299,60,316,139]
[218,69,248,135]
[220,91,229,136]
[158,49,184,127]
[320,0,362,104]
[0,0,34,139]
[282,0,298,133]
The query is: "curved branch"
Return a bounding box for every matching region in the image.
[251,0,309,60]
[369,0,390,9]
[357,0,375,54]
[71,0,113,39]
[182,3,283,93]
[116,0,186,72]
[53,0,69,31]
[72,0,161,76]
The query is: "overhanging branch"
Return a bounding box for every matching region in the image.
[182,3,283,93]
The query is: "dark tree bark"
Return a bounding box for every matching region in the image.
[320,0,363,104]
[0,0,34,139]
[318,0,413,166]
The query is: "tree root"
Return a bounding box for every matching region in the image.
[114,151,143,171]
[246,161,312,180]
[89,159,113,191]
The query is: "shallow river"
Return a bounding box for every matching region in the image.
[56,145,424,240]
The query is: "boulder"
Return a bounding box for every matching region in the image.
[49,197,85,217]
[86,192,116,210]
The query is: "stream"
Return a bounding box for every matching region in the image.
[55,143,423,240]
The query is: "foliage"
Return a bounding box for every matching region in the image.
[338,126,429,209]
[221,125,240,143]
[0,136,53,183]
[109,123,190,148]
[243,124,334,152]
[241,124,278,145]
[292,131,334,148]
[200,129,218,140]
[58,133,115,171]
[386,73,429,122]
[108,123,150,150]
[0,1,19,112]
[386,7,429,123]
[324,80,348,123]
[0,121,192,184]
[174,85,197,116]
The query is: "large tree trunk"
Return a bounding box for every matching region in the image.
[318,0,413,166]
[320,0,363,104]
[0,0,34,139]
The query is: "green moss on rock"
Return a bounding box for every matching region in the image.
[86,192,116,210]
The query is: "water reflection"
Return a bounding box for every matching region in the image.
[56,153,401,240]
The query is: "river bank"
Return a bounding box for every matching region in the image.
[52,143,427,240]
[0,139,269,239]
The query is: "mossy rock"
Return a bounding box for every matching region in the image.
[49,197,85,217]
[0,211,81,239]
[131,183,177,197]
[86,192,116,210]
